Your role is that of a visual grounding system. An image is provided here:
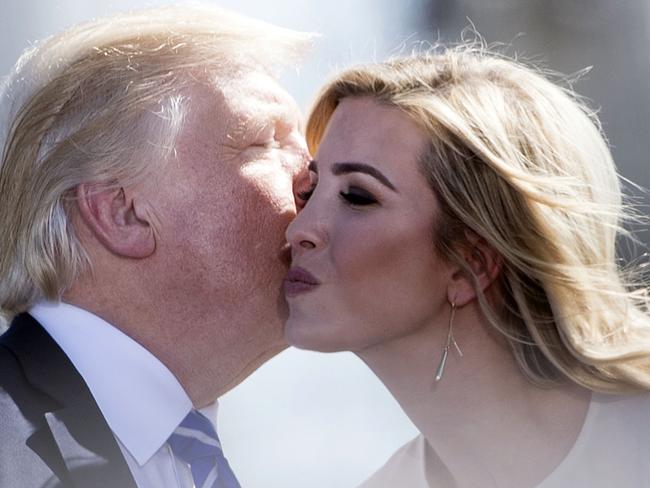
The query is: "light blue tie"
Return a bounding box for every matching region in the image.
[168,410,241,488]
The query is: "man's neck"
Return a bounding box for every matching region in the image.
[63,287,286,407]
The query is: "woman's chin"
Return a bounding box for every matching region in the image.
[284,317,352,353]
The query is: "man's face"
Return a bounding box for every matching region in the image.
[146,70,309,353]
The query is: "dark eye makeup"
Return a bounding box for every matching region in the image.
[339,187,378,206]
[296,160,380,207]
[296,185,377,207]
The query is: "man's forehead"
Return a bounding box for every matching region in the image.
[180,69,302,146]
[221,71,298,117]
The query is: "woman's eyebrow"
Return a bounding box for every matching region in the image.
[331,161,398,192]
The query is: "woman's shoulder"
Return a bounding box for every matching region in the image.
[357,435,429,488]
[539,391,650,487]
[357,392,650,488]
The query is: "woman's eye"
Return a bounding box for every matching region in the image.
[340,188,377,206]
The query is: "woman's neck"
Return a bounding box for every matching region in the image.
[356,303,591,488]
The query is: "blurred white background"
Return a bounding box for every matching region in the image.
[2,1,649,487]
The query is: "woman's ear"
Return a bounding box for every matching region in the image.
[75,183,156,258]
[447,232,502,306]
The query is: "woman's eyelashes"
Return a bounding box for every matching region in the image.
[340,187,378,206]
[295,173,379,208]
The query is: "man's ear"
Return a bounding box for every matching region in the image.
[75,183,156,258]
[447,232,502,307]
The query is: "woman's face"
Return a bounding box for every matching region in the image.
[284,96,456,352]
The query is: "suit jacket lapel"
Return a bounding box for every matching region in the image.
[2,314,137,488]
[43,405,135,488]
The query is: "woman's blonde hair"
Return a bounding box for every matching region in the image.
[306,46,650,393]
[0,5,313,325]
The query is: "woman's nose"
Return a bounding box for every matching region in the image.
[286,204,327,256]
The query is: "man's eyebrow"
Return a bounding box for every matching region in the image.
[332,162,397,192]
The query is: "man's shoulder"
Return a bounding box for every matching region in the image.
[0,333,55,404]
[0,314,55,399]
[0,333,22,381]
[0,323,58,446]
[0,337,33,416]
[0,315,62,460]
[0,342,64,487]
[0,314,139,488]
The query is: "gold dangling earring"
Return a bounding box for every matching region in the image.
[435,301,463,382]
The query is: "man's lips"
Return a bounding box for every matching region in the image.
[284,266,320,297]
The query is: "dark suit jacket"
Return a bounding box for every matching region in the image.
[0,313,137,488]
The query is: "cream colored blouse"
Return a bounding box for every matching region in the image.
[359,393,650,487]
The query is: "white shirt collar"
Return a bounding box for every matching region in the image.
[29,301,196,465]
